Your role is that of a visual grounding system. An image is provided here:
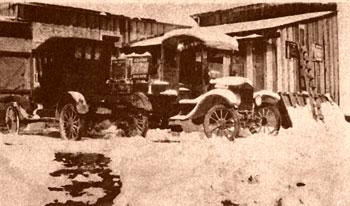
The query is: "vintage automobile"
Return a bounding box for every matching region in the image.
[123,28,292,137]
[2,37,151,140]
[169,76,286,141]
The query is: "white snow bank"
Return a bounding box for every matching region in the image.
[114,101,350,206]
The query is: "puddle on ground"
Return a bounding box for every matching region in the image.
[46,152,122,206]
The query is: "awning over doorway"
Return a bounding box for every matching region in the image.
[130,27,239,51]
[162,28,239,51]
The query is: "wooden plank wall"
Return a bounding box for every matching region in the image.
[271,14,339,103]
[128,19,179,44]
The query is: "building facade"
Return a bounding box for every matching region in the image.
[0,2,185,92]
[192,3,340,103]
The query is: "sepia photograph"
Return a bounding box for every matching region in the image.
[0,0,350,205]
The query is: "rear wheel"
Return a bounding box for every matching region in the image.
[5,105,19,134]
[203,104,240,141]
[59,103,82,140]
[254,105,281,135]
[126,110,149,137]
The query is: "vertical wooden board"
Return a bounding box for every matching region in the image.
[292,25,299,92]
[313,21,320,93]
[329,17,335,100]
[158,24,164,35]
[306,22,315,90]
[145,22,151,36]
[246,41,254,83]
[276,30,283,92]
[114,17,120,35]
[287,27,294,92]
[333,15,339,104]
[323,18,330,94]
[281,28,287,92]
[272,38,278,92]
[266,40,273,90]
[151,22,156,35]
[330,16,338,103]
[129,20,136,42]
[318,19,325,94]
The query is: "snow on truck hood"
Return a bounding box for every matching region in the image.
[210,76,253,87]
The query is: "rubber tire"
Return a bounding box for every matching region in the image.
[254,105,281,135]
[59,103,82,140]
[5,105,20,134]
[203,104,240,141]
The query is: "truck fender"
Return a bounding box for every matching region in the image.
[57,91,89,114]
[183,89,241,120]
[1,95,31,120]
[253,90,280,105]
[127,92,152,112]
[254,90,292,129]
[5,101,28,120]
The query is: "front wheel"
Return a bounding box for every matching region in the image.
[5,105,20,134]
[125,110,149,137]
[203,104,240,141]
[59,103,82,140]
[253,105,281,135]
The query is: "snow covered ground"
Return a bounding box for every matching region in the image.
[1,101,350,206]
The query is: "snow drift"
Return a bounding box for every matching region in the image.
[113,101,350,206]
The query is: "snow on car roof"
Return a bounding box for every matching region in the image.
[210,76,253,86]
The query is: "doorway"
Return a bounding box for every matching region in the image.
[252,41,266,90]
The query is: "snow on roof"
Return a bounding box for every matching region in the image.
[163,27,238,51]
[130,11,332,49]
[130,36,164,47]
[200,11,333,34]
[236,34,263,40]
[118,52,151,58]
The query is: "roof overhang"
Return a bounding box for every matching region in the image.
[162,28,239,51]
[131,27,239,51]
[199,11,334,35]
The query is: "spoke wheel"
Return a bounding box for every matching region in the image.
[5,105,19,134]
[126,111,149,137]
[203,104,240,141]
[254,105,281,135]
[59,104,81,140]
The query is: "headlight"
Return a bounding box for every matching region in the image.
[255,95,262,106]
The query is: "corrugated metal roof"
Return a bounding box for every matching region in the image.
[200,11,334,34]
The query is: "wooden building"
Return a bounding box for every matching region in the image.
[0,2,185,92]
[191,3,340,103]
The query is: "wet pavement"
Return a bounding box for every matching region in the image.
[46,152,121,206]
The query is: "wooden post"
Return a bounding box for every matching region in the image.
[246,41,254,83]
[175,50,180,89]
[287,27,294,92]
[333,15,339,104]
[266,41,273,90]
[329,16,335,101]
[159,43,164,80]
[201,48,208,92]
[281,28,288,92]
[223,54,230,77]
[276,30,283,91]
[323,19,330,94]
[318,19,325,94]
